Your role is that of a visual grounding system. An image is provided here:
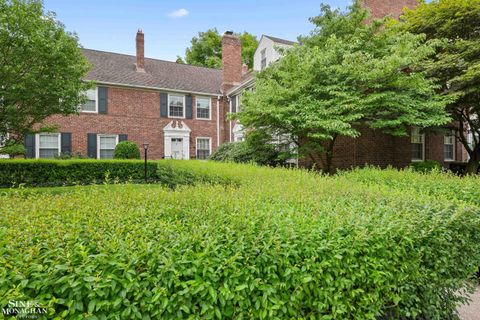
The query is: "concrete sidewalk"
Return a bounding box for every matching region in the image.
[459,287,480,320]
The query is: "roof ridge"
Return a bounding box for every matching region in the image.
[263,35,297,45]
[81,48,222,72]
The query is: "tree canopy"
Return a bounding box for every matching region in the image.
[178,28,258,69]
[401,0,480,173]
[237,3,451,173]
[0,0,91,145]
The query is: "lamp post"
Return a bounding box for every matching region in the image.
[143,142,149,183]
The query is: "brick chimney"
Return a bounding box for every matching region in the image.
[241,63,249,76]
[136,29,145,72]
[360,0,419,20]
[221,31,242,92]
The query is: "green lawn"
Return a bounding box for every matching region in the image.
[1,162,479,319]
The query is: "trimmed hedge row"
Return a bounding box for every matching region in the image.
[0,160,239,188]
[1,163,479,319]
[0,160,159,187]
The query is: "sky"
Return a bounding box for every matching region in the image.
[42,0,354,62]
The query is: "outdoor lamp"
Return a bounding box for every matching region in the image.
[143,142,149,183]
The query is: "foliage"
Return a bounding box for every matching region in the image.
[0,160,158,187]
[1,163,479,319]
[113,141,141,159]
[54,152,88,160]
[209,131,286,166]
[401,0,480,173]
[0,0,92,143]
[182,28,258,69]
[0,159,240,188]
[0,141,25,157]
[409,160,442,173]
[237,3,451,173]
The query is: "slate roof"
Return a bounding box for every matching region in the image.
[82,49,223,95]
[264,35,297,46]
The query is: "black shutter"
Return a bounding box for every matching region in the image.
[98,87,108,114]
[160,93,168,117]
[24,134,35,158]
[185,95,193,119]
[87,133,97,158]
[61,133,72,154]
[231,96,237,113]
[119,134,128,142]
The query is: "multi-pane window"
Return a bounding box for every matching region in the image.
[196,138,211,160]
[444,130,455,161]
[169,94,184,118]
[38,133,60,158]
[196,97,211,119]
[80,88,97,112]
[411,127,424,161]
[99,135,118,159]
[260,49,267,70]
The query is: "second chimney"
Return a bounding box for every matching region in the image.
[136,29,145,72]
[221,31,242,92]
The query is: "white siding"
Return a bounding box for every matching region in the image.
[253,36,294,71]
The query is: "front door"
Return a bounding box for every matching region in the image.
[171,138,183,159]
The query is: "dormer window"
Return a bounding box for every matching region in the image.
[261,49,267,70]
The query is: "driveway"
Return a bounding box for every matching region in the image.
[459,286,480,320]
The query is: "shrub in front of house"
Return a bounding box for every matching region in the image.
[1,164,479,319]
[409,159,442,173]
[0,159,158,187]
[0,141,26,158]
[114,141,141,159]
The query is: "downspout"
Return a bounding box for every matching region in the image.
[216,95,221,147]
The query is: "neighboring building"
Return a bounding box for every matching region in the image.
[22,0,468,170]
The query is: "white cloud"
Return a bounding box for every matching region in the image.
[169,9,189,18]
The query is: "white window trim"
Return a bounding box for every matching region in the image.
[80,87,98,113]
[411,128,425,162]
[444,131,456,162]
[196,137,212,160]
[97,134,119,159]
[168,94,186,119]
[35,133,61,159]
[196,96,212,120]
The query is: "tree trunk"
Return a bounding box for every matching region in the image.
[466,157,479,175]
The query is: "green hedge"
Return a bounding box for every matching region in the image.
[0,159,159,187]
[1,164,479,319]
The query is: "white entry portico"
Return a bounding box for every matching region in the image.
[163,121,191,160]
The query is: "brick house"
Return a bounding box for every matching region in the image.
[24,0,468,169]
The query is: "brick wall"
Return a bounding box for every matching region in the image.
[301,127,467,171]
[361,0,419,20]
[46,86,221,159]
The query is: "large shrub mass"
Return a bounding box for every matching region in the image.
[1,163,480,319]
[114,141,141,159]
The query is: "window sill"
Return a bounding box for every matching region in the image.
[168,116,186,119]
[196,117,211,121]
[411,159,425,162]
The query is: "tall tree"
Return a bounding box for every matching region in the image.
[237,4,451,173]
[0,0,91,145]
[183,28,258,69]
[401,0,480,173]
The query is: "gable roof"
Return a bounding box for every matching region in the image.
[82,49,223,95]
[264,35,297,46]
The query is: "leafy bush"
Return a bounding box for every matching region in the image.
[409,159,442,173]
[114,141,141,159]
[209,132,286,166]
[54,151,87,160]
[1,164,479,319]
[0,160,158,187]
[0,141,26,157]
[0,159,240,188]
